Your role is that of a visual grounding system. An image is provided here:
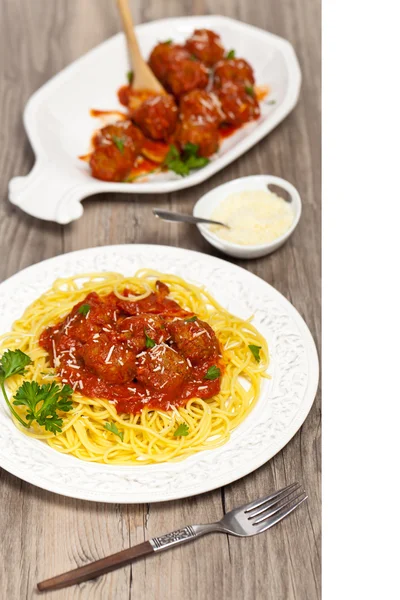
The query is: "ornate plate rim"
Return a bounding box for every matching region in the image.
[0,245,319,503]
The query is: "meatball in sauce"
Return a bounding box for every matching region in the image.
[39,283,223,414]
[184,29,225,66]
[86,29,262,183]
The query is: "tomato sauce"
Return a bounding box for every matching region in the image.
[90,108,128,120]
[125,156,160,181]
[219,123,240,139]
[39,283,223,415]
[141,138,170,164]
[255,85,270,101]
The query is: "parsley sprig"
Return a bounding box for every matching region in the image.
[0,349,32,380]
[204,365,221,380]
[0,350,73,433]
[164,144,209,177]
[78,303,90,316]
[248,345,262,362]
[105,422,124,441]
[245,85,255,97]
[144,329,156,348]
[0,350,32,428]
[173,423,189,437]
[112,136,125,153]
[14,381,73,434]
[226,49,235,59]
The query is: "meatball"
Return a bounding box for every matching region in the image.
[60,293,118,344]
[149,42,191,84]
[117,314,168,352]
[78,334,137,384]
[136,344,189,393]
[216,81,260,126]
[166,59,209,97]
[213,58,255,88]
[175,119,219,158]
[184,29,225,66]
[179,90,224,126]
[132,95,178,141]
[89,143,137,182]
[117,281,189,318]
[167,318,220,364]
[118,86,156,113]
[93,121,144,154]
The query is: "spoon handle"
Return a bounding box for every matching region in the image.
[153,209,229,229]
[115,0,164,93]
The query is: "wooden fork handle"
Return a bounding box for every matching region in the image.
[37,540,154,592]
[37,526,201,592]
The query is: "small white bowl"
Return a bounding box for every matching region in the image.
[193,175,302,259]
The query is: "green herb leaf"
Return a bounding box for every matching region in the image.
[184,316,198,322]
[190,54,197,61]
[144,329,156,348]
[161,39,172,45]
[127,70,133,85]
[13,381,73,434]
[164,145,189,176]
[112,136,125,153]
[78,303,90,316]
[164,144,209,177]
[173,422,189,437]
[226,49,235,59]
[0,350,33,428]
[245,85,255,97]
[204,365,221,380]
[167,159,190,177]
[266,99,276,105]
[248,344,262,362]
[185,155,210,170]
[165,144,180,162]
[182,142,199,157]
[105,422,124,441]
[0,349,32,382]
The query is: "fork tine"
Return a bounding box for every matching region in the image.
[253,493,308,533]
[243,482,299,514]
[252,490,306,525]
[247,483,302,519]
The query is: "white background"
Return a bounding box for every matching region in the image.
[324,0,400,597]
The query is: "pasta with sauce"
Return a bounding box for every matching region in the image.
[0,270,269,464]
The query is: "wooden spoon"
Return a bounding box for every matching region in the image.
[115,0,165,94]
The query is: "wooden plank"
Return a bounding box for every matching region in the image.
[0,0,320,598]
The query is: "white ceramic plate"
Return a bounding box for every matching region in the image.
[0,246,318,503]
[9,15,301,224]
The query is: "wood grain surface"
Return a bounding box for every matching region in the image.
[0,1,321,598]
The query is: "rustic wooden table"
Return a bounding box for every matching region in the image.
[0,1,320,598]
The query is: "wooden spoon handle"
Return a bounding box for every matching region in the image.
[115,0,142,73]
[115,0,164,92]
[37,540,154,592]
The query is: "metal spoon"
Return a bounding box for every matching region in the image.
[153,208,230,229]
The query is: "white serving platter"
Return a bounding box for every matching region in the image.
[8,15,301,224]
[0,245,318,503]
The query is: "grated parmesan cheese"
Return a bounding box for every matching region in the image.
[209,190,294,246]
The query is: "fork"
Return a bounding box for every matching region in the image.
[37,483,307,592]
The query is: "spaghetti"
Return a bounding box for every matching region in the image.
[0,270,269,464]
